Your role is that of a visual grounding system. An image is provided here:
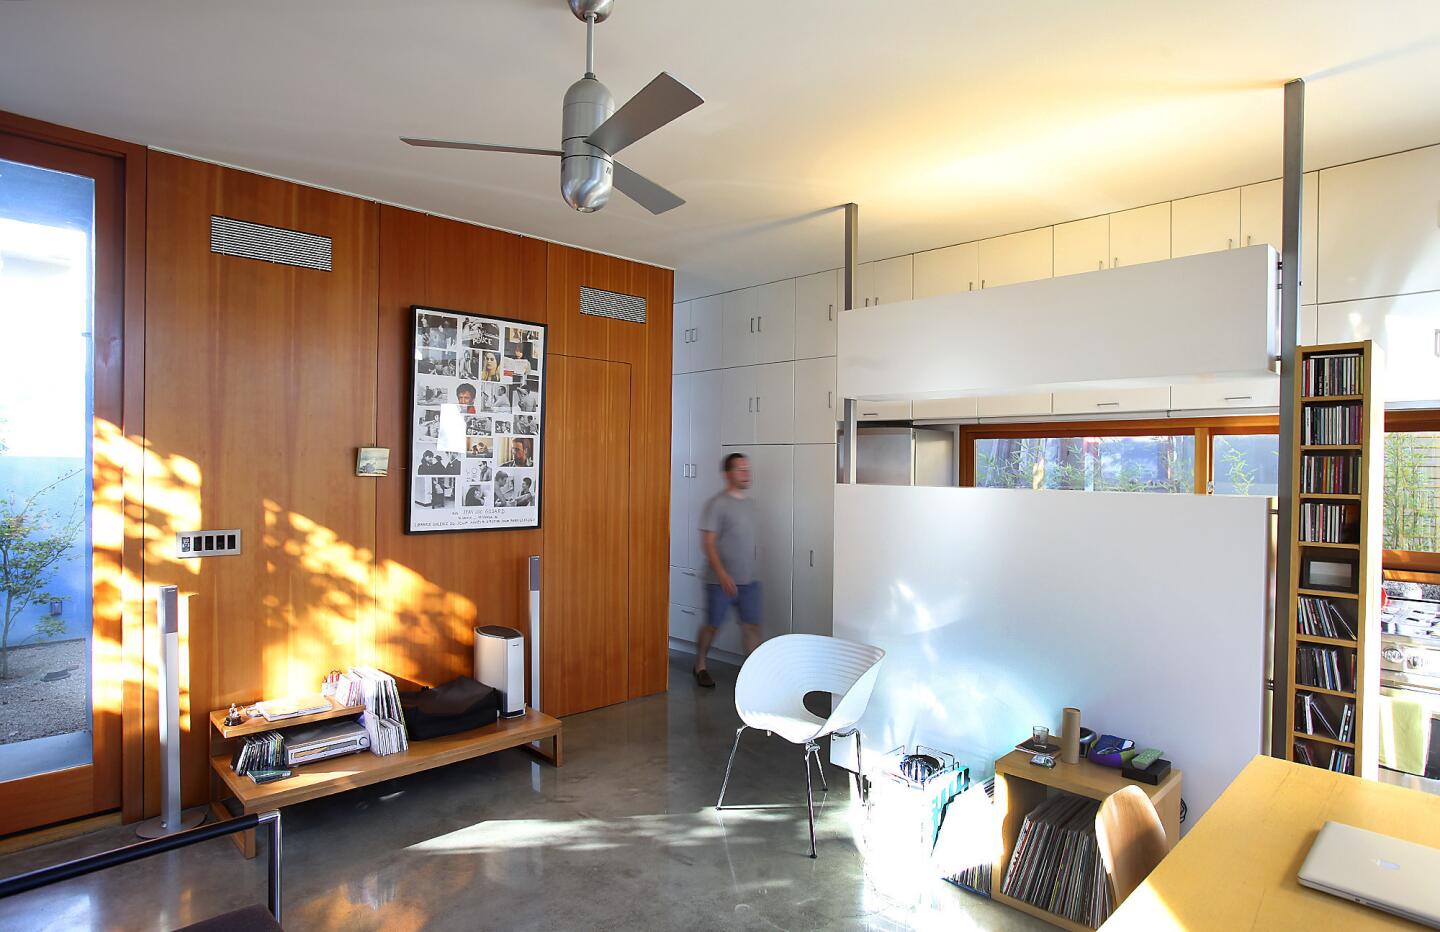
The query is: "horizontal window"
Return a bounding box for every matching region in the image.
[974,435,1195,493]
[1385,430,1440,554]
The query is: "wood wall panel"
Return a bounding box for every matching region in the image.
[119,147,669,812]
[373,207,548,688]
[545,245,673,700]
[541,355,631,716]
[144,153,379,804]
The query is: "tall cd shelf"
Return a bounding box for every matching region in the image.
[1284,340,1382,779]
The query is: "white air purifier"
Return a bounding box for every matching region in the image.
[475,625,526,718]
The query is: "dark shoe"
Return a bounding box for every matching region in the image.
[693,667,716,688]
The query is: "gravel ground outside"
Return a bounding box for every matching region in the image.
[0,639,89,743]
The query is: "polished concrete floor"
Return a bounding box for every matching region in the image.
[0,652,1044,931]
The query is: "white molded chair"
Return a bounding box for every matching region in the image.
[715,633,885,857]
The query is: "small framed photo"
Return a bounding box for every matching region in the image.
[1300,554,1357,592]
[356,447,390,477]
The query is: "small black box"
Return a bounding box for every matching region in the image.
[1122,758,1172,785]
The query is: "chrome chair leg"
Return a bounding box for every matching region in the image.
[810,742,829,793]
[804,741,819,858]
[716,726,746,810]
[854,730,866,803]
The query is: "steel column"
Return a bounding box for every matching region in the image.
[1271,77,1305,757]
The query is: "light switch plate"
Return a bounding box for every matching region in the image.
[176,529,242,558]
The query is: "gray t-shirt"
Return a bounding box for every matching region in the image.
[699,492,757,585]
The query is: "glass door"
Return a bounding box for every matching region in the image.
[0,132,124,834]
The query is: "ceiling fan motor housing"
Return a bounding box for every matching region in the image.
[561,76,615,212]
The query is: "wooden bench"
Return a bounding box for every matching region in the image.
[209,698,562,857]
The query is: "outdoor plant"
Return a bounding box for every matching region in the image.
[0,433,82,679]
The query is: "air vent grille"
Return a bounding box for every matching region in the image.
[210,216,332,271]
[580,286,646,323]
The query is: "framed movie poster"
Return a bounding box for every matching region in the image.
[407,305,546,533]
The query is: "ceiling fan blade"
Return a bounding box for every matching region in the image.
[401,138,562,157]
[585,72,703,156]
[612,161,685,215]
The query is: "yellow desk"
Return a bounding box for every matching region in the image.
[1103,754,1440,930]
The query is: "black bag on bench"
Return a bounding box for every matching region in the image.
[399,676,499,741]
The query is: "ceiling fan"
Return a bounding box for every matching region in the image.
[401,0,703,215]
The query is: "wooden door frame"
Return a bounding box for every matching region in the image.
[0,110,147,830]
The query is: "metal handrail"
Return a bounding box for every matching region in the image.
[0,810,282,923]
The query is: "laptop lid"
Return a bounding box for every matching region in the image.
[1298,821,1440,928]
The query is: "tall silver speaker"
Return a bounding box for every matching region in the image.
[528,555,541,712]
[474,625,526,718]
[135,586,206,837]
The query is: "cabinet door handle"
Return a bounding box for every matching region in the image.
[828,303,833,321]
[756,396,761,412]
[1098,260,1104,270]
[967,281,973,291]
[1223,395,1253,402]
[1227,237,1234,249]
[827,391,833,409]
[1113,257,1119,268]
[980,279,985,289]
[757,315,763,333]
[681,609,694,616]
[749,316,755,333]
[748,397,754,413]
[863,297,870,307]
[809,549,815,567]
[1246,235,1253,246]
[690,327,697,342]
[874,295,880,305]
[1096,401,1120,407]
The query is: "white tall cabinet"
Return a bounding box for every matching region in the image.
[671,277,838,663]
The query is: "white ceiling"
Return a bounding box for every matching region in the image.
[2,1,1439,300]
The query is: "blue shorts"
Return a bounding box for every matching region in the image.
[705,582,762,627]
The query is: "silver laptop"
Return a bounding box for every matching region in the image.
[1299,821,1440,928]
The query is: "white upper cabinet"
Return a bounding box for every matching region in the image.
[1316,293,1440,403]
[1171,188,1240,258]
[1109,203,1171,267]
[689,294,724,371]
[1053,216,1109,277]
[720,364,758,446]
[720,286,760,367]
[722,362,795,445]
[978,227,1053,288]
[754,361,796,445]
[855,399,912,421]
[855,255,913,307]
[793,356,838,444]
[912,396,979,419]
[1170,377,1280,411]
[914,242,979,298]
[1318,145,1440,304]
[1051,386,1170,416]
[794,269,840,359]
[977,392,1052,419]
[1240,173,1318,306]
[753,278,796,365]
[672,299,692,374]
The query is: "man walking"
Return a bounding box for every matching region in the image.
[694,453,761,688]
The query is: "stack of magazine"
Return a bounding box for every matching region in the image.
[232,732,284,776]
[1000,795,1112,928]
[351,667,408,756]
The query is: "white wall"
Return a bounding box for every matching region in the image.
[832,484,1270,825]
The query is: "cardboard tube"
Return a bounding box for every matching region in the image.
[1061,707,1082,764]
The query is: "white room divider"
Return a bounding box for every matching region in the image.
[832,484,1270,825]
